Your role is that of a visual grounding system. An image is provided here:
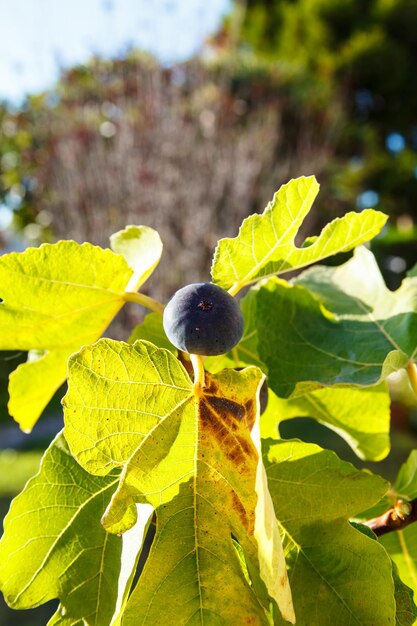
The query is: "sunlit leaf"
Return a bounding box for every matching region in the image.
[8,348,70,433]
[211,176,387,293]
[261,383,391,461]
[63,339,192,476]
[0,241,132,429]
[264,439,395,625]
[110,225,163,291]
[0,227,164,430]
[253,246,417,398]
[0,433,150,626]
[63,341,294,624]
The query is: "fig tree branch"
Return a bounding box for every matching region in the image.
[363,499,417,537]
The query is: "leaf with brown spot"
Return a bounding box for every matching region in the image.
[63,339,294,625]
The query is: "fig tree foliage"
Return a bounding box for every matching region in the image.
[0,176,416,626]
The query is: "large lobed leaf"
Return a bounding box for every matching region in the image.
[0,433,151,626]
[63,340,192,478]
[211,176,387,293]
[2,338,413,625]
[1,435,410,626]
[263,439,403,625]
[0,226,162,431]
[252,246,417,398]
[63,339,294,624]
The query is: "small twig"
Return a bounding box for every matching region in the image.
[406,362,417,397]
[123,291,164,314]
[363,499,417,537]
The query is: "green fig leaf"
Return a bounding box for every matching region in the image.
[211,176,387,293]
[110,225,163,292]
[63,341,295,624]
[261,383,391,461]
[0,227,163,431]
[264,439,394,625]
[0,241,131,430]
[0,433,151,626]
[253,246,417,398]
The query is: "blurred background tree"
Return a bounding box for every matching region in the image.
[236,0,417,281]
[0,50,339,306]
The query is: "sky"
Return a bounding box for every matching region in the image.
[0,0,231,102]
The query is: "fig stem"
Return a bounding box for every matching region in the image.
[123,291,164,314]
[190,354,206,388]
[406,362,417,397]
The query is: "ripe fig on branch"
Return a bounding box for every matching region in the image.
[163,282,244,356]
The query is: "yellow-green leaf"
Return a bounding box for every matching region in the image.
[211,176,387,293]
[261,383,391,461]
[0,240,133,429]
[264,439,394,625]
[110,225,163,291]
[0,227,164,431]
[0,433,150,626]
[63,339,192,476]
[8,348,71,432]
[254,246,417,398]
[63,341,295,624]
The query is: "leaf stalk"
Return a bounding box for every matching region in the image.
[406,362,417,398]
[123,291,164,314]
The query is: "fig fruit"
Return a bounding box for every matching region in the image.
[163,282,244,356]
